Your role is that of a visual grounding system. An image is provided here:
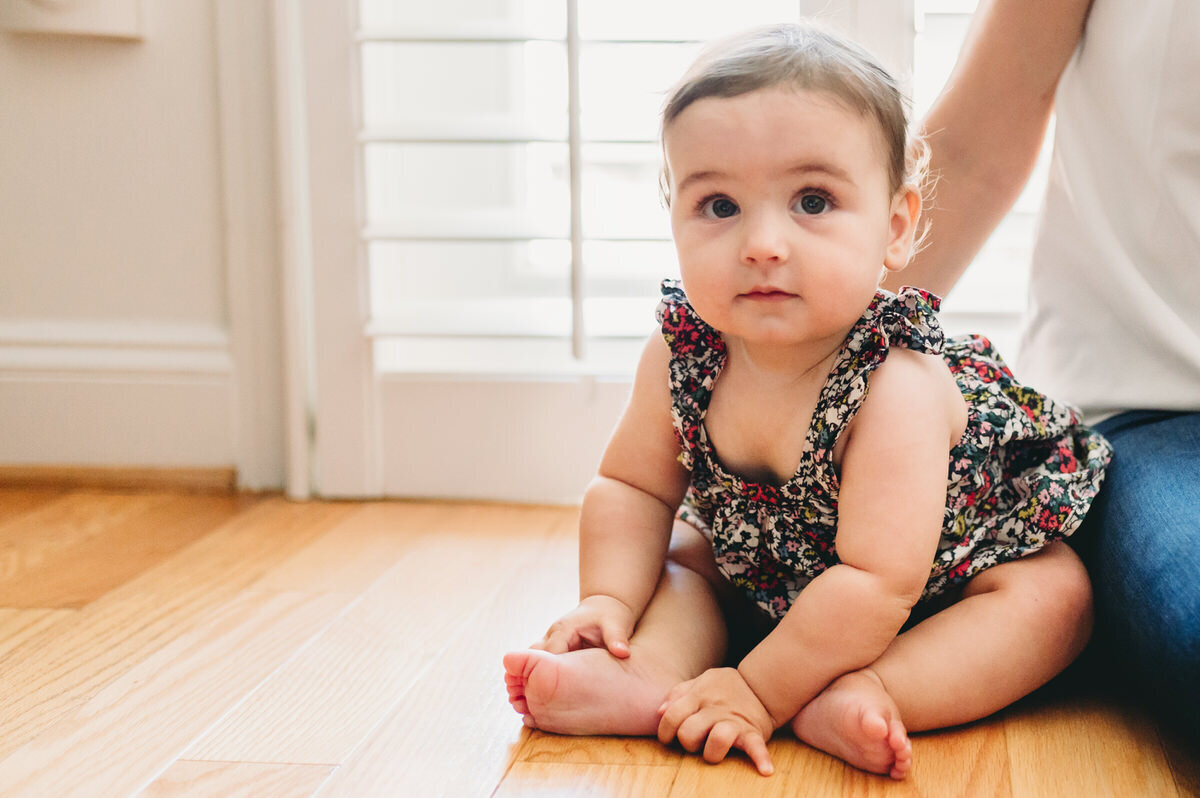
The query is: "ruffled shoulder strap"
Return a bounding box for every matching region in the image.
[835,286,946,380]
[655,279,725,472]
[874,286,945,354]
[808,287,947,458]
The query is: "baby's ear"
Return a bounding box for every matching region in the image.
[883,186,922,273]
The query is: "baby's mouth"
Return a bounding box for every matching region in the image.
[740,287,797,301]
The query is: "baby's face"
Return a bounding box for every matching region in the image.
[663,86,912,350]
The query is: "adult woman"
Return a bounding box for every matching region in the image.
[886,0,1199,742]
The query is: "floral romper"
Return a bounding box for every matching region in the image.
[657,280,1113,621]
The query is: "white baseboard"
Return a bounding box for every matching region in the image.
[0,320,236,468]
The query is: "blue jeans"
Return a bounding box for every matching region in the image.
[1076,410,1200,744]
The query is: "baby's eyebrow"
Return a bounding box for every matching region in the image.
[674,170,726,196]
[674,161,854,196]
[785,161,853,183]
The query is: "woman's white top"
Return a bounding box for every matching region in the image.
[1017,0,1200,424]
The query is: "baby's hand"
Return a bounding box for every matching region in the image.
[657,667,776,776]
[533,594,636,658]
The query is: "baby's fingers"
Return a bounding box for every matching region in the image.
[739,731,774,776]
[656,694,700,745]
[659,677,695,710]
[701,719,740,764]
[599,618,631,659]
[539,627,578,654]
[673,712,715,754]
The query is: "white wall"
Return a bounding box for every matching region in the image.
[0,1,284,488]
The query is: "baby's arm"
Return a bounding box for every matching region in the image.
[738,350,964,725]
[538,333,691,657]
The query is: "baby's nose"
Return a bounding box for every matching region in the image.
[739,212,790,264]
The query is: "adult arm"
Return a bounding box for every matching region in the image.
[883,0,1093,297]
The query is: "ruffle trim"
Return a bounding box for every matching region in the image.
[874,286,945,355]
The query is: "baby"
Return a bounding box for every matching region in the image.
[503,22,1111,779]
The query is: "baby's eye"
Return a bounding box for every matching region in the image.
[794,193,831,215]
[700,196,739,219]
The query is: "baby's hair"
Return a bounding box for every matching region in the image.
[660,22,930,208]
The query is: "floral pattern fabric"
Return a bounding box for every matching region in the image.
[657,279,1113,621]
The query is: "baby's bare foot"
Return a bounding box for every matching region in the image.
[502,647,680,736]
[791,668,913,780]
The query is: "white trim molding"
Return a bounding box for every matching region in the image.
[214,0,287,492]
[0,319,232,375]
[272,0,317,500]
[287,0,383,498]
[0,319,237,468]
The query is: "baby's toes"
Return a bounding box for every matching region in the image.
[857,706,890,741]
[886,720,912,779]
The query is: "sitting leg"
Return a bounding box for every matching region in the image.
[504,521,727,736]
[793,541,1092,769]
[1084,411,1200,744]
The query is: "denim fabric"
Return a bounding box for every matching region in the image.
[1077,410,1200,744]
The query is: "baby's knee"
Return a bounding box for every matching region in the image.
[1024,544,1095,641]
[973,544,1094,630]
[666,519,723,585]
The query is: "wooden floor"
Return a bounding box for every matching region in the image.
[0,488,1195,797]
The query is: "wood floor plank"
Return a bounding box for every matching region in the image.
[0,498,355,761]
[666,740,844,797]
[314,509,580,797]
[139,760,334,798]
[187,503,567,765]
[252,501,452,594]
[1004,695,1181,797]
[0,487,66,519]
[520,733,680,767]
[0,491,168,607]
[495,762,679,797]
[0,492,260,609]
[0,608,75,662]
[839,721,1011,798]
[0,587,348,797]
[1162,728,1200,798]
[905,722,1010,798]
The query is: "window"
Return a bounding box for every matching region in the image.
[360,0,1044,375]
[362,1,816,376]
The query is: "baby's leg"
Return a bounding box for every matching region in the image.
[505,523,727,736]
[794,542,1091,769]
